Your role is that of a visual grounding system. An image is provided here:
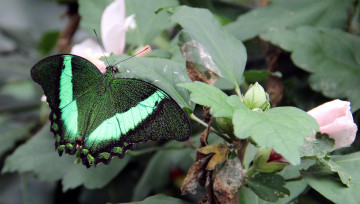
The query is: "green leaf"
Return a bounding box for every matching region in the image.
[61,156,130,191]
[244,70,281,83]
[299,133,335,157]
[303,173,360,204]
[247,173,290,202]
[241,162,313,204]
[110,55,193,110]
[0,80,39,112]
[172,6,247,88]
[126,0,178,46]
[333,152,360,183]
[38,30,60,55]
[121,194,189,204]
[233,106,318,165]
[261,27,360,111]
[0,0,66,49]
[0,116,30,158]
[2,123,130,192]
[226,0,352,41]
[178,81,234,118]
[78,0,112,35]
[305,152,360,187]
[241,181,307,204]
[132,142,193,201]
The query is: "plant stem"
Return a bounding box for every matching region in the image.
[20,173,29,204]
[235,84,243,101]
[190,113,232,143]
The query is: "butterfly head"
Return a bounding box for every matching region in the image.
[106,65,119,73]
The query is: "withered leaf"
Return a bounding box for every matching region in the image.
[213,157,243,204]
[199,144,229,170]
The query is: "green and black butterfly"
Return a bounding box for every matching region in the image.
[31,54,191,168]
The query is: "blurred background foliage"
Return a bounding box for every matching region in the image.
[0,0,359,203]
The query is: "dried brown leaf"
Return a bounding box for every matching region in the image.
[181,120,213,195]
[186,61,209,83]
[199,144,229,170]
[213,157,243,204]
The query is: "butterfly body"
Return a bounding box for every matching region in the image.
[31,54,191,167]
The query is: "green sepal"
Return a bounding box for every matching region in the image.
[253,148,288,173]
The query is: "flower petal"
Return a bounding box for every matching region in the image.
[71,39,108,73]
[101,0,126,54]
[307,99,358,149]
[307,99,350,126]
[320,117,358,149]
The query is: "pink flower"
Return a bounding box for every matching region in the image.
[307,99,358,150]
[71,0,136,72]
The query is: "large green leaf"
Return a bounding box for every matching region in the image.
[303,174,360,204]
[171,6,247,88]
[78,0,112,36]
[261,27,360,111]
[299,133,335,157]
[0,115,31,158]
[121,194,189,204]
[246,173,290,202]
[178,81,234,118]
[232,102,318,165]
[131,141,193,201]
[332,152,360,183]
[306,151,360,186]
[303,152,360,203]
[226,0,352,41]
[110,55,193,110]
[240,180,308,204]
[125,0,178,46]
[2,123,130,192]
[0,0,66,48]
[240,162,312,204]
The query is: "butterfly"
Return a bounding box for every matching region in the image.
[31,54,191,168]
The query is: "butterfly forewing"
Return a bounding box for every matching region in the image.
[31,55,102,155]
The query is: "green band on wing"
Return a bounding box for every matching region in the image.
[59,55,79,141]
[85,90,166,150]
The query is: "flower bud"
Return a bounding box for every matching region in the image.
[253,148,289,173]
[216,117,234,134]
[243,82,269,111]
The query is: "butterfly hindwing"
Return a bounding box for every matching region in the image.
[31,54,102,155]
[79,79,191,166]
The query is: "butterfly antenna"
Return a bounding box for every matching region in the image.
[113,46,150,67]
[93,29,110,66]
